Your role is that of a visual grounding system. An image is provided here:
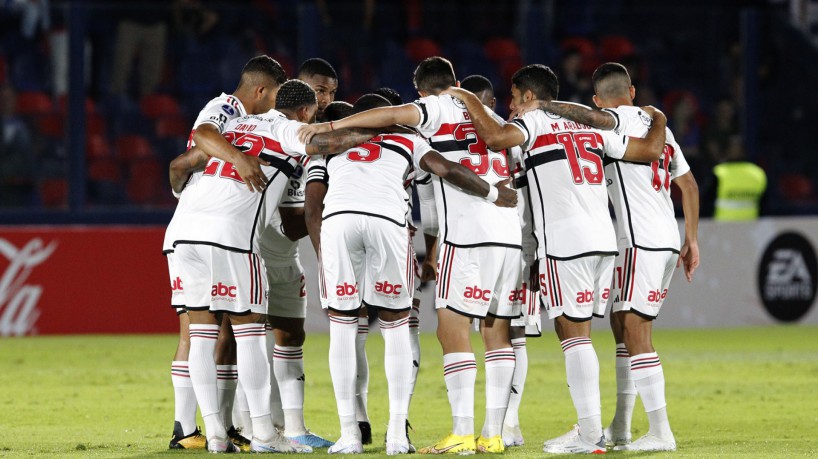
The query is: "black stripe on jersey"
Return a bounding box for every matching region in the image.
[621,248,633,302]
[249,168,283,252]
[602,108,620,132]
[429,139,475,153]
[510,118,530,143]
[322,210,407,227]
[362,299,412,313]
[526,151,546,254]
[259,154,297,177]
[163,249,173,255]
[515,175,529,189]
[631,308,659,321]
[414,102,429,126]
[438,175,451,243]
[415,174,432,185]
[445,305,486,320]
[444,241,522,250]
[486,310,524,320]
[634,244,681,254]
[546,250,619,261]
[614,162,637,245]
[173,240,253,253]
[607,158,666,170]
[524,149,567,170]
[378,141,413,167]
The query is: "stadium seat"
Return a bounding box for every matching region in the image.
[39,178,68,208]
[15,91,53,115]
[0,54,6,84]
[86,114,107,137]
[560,37,596,59]
[58,95,97,114]
[87,134,112,159]
[116,134,155,162]
[778,173,814,201]
[405,38,442,64]
[600,35,636,62]
[88,157,122,182]
[483,37,521,63]
[126,159,163,205]
[140,94,181,119]
[156,116,190,139]
[36,114,64,138]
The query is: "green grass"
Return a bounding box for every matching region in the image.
[1,326,817,457]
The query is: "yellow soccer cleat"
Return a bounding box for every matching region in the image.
[227,426,252,452]
[419,433,476,455]
[476,435,505,453]
[168,422,206,450]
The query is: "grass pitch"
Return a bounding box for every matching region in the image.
[0,326,816,458]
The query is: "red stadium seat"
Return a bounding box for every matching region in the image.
[140,94,181,119]
[405,38,442,64]
[484,37,521,63]
[16,91,53,115]
[126,159,163,204]
[88,157,122,182]
[600,35,636,62]
[116,134,154,162]
[57,94,96,114]
[779,173,814,201]
[87,134,111,159]
[86,114,106,137]
[560,37,596,58]
[156,116,190,139]
[36,113,64,138]
[39,179,68,208]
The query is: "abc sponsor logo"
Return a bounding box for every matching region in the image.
[171,277,183,291]
[464,285,492,303]
[575,288,609,305]
[335,282,359,299]
[758,232,817,322]
[508,285,527,302]
[375,280,402,296]
[211,282,237,301]
[646,288,667,305]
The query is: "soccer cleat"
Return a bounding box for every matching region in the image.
[602,425,630,447]
[288,430,336,448]
[359,421,372,445]
[406,420,416,453]
[207,436,240,453]
[613,433,676,452]
[542,424,580,448]
[418,433,476,455]
[475,435,504,453]
[542,433,605,455]
[328,436,364,454]
[501,424,524,447]
[251,435,314,453]
[386,438,411,455]
[168,421,206,449]
[227,426,251,452]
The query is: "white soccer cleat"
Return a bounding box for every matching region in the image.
[542,424,579,448]
[251,435,314,453]
[207,436,240,453]
[602,425,630,447]
[613,433,675,452]
[385,438,411,455]
[542,434,606,454]
[502,423,524,447]
[328,436,364,454]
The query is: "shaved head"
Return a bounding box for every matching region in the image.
[592,62,632,99]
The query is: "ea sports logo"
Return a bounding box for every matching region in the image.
[211,282,237,298]
[375,281,402,295]
[464,286,491,301]
[757,232,817,322]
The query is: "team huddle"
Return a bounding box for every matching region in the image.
[162,54,700,455]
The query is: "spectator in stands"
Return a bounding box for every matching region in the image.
[0,83,35,207]
[558,48,592,103]
[703,97,740,165]
[665,91,704,175]
[172,0,219,42]
[110,2,170,98]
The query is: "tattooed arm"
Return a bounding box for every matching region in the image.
[305,128,379,155]
[169,146,209,195]
[510,100,618,131]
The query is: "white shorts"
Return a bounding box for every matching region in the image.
[510,262,541,336]
[539,255,614,321]
[610,247,678,319]
[266,264,307,319]
[319,214,414,312]
[175,244,268,315]
[435,243,522,319]
[166,252,187,313]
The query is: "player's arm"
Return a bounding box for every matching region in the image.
[169,146,209,195]
[419,150,517,207]
[512,100,618,130]
[441,87,525,151]
[621,107,666,162]
[279,206,308,241]
[304,182,327,254]
[416,177,439,281]
[298,105,421,144]
[673,171,700,282]
[193,123,270,192]
[305,128,379,155]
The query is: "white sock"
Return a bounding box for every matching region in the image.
[409,300,421,400]
[264,326,285,428]
[171,361,198,435]
[561,337,602,442]
[504,338,527,428]
[233,323,275,443]
[234,382,253,438]
[380,317,412,442]
[611,343,636,437]
[217,365,238,429]
[443,352,476,436]
[482,348,515,438]
[189,324,226,440]
[274,345,307,436]
[630,352,673,440]
[330,315,360,438]
[355,316,370,423]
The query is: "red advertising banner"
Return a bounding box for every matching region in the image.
[0,226,176,336]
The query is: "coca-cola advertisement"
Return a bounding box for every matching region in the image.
[0,227,176,336]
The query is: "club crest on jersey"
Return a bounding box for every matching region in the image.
[638,110,652,126]
[452,97,467,109]
[545,111,561,119]
[221,104,236,116]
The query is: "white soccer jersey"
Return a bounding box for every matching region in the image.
[603,106,690,251]
[172,110,307,253]
[163,93,248,253]
[509,107,629,260]
[258,158,308,267]
[411,95,521,248]
[322,133,433,226]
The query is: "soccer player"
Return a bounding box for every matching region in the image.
[458,73,539,448]
[317,93,517,454]
[514,62,699,451]
[297,58,339,121]
[169,79,377,453]
[441,64,667,454]
[164,55,287,451]
[299,57,523,455]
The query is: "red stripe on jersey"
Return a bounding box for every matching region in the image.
[432,123,460,137]
[531,133,558,150]
[381,134,416,151]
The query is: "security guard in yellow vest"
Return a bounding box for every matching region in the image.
[713,161,767,220]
